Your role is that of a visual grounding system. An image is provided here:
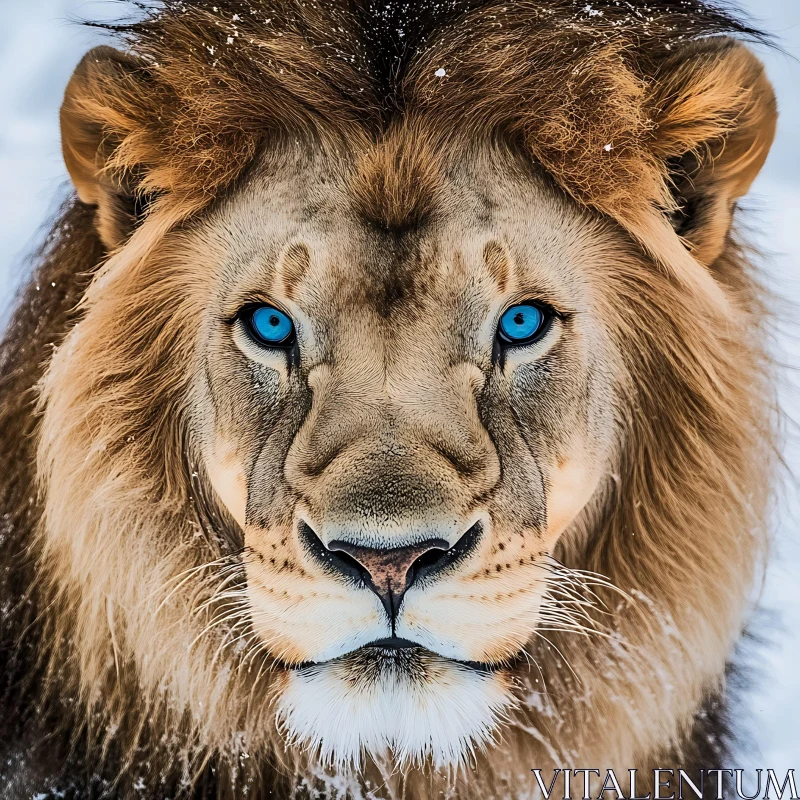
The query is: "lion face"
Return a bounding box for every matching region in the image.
[38,4,778,788]
[177,144,620,765]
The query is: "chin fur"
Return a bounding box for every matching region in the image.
[275,649,515,771]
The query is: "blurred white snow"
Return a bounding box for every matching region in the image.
[0,0,797,768]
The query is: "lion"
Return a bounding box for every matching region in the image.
[0,0,779,797]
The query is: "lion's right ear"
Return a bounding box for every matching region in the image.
[61,46,154,249]
[649,38,777,267]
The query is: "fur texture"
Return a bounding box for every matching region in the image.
[0,1,778,798]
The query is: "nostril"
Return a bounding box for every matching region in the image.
[405,545,449,585]
[327,546,370,582]
[297,520,369,585]
[406,522,483,587]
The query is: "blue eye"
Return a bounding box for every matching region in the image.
[498,303,547,344]
[246,305,295,346]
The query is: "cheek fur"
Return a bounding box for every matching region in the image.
[543,449,603,545]
[205,437,248,528]
[242,550,390,663]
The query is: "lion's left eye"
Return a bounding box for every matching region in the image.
[244,305,295,347]
[497,303,549,345]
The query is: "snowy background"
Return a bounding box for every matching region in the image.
[0,0,797,772]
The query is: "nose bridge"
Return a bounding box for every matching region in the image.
[285,332,388,476]
[285,335,499,540]
[388,353,476,442]
[386,353,500,488]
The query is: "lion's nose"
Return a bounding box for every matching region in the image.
[328,539,446,617]
[298,521,482,619]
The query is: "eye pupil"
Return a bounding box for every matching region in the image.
[269,315,280,327]
[513,312,525,325]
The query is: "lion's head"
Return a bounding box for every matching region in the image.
[32,0,776,794]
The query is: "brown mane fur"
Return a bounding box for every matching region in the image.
[0,2,778,798]
[75,1,766,212]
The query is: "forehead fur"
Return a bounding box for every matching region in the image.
[87,0,765,230]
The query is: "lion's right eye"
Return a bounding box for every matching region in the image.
[243,304,296,347]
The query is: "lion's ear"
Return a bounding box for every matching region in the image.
[650,38,777,266]
[61,46,154,249]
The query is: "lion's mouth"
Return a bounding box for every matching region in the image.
[287,635,510,674]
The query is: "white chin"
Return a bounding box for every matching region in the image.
[274,648,514,771]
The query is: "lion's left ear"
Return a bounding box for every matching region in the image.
[650,38,777,266]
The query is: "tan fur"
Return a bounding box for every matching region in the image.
[1,2,779,797]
